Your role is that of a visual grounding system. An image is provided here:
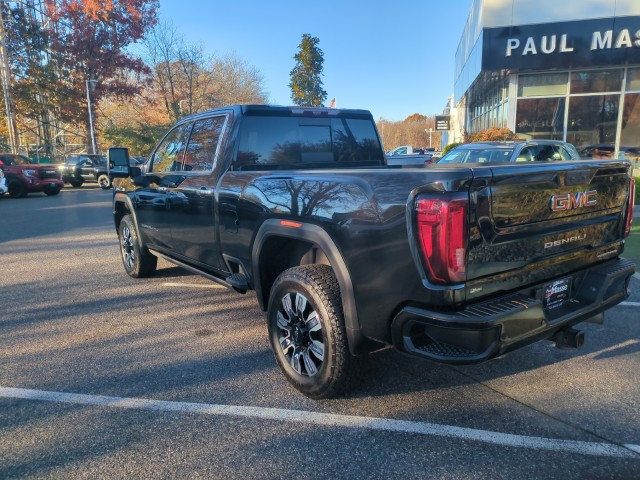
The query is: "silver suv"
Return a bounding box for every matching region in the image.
[436,140,581,164]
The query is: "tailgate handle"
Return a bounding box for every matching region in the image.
[566,169,592,186]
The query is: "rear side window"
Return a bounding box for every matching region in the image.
[235,116,384,170]
[518,145,572,162]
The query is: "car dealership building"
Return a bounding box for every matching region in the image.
[451,0,640,160]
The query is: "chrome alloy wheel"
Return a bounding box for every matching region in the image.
[120,224,135,271]
[276,292,325,376]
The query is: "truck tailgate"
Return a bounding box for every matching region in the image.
[466,160,632,300]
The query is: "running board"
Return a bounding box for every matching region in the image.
[150,249,234,290]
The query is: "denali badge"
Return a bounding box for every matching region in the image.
[550,190,597,212]
[544,233,587,249]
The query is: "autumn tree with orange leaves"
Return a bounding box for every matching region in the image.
[44,0,158,151]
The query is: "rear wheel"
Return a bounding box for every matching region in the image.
[8,180,27,198]
[267,264,353,399]
[97,174,111,189]
[118,214,157,278]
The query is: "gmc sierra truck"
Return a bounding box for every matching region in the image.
[0,153,64,198]
[108,105,636,399]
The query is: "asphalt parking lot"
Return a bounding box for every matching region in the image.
[1,187,639,479]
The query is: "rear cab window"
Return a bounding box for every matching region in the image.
[234,113,384,170]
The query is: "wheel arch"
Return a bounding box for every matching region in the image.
[252,220,366,354]
[113,193,136,233]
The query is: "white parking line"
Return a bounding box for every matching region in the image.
[162,282,225,289]
[619,302,640,307]
[0,386,637,459]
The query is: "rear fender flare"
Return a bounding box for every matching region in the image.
[252,220,363,354]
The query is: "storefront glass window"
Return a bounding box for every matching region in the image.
[620,93,640,162]
[626,68,640,92]
[515,98,565,140]
[570,70,623,94]
[566,95,619,157]
[518,73,568,97]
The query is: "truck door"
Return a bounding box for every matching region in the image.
[168,115,229,273]
[134,123,190,250]
[78,157,97,181]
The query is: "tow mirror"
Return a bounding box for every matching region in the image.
[108,147,130,178]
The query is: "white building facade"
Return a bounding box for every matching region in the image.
[453,0,640,160]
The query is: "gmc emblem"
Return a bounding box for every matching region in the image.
[550,190,597,212]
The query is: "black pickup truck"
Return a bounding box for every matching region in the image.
[108,105,636,398]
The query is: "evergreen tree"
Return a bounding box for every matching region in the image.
[289,34,327,107]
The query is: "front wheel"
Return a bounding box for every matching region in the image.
[8,180,27,198]
[267,264,353,399]
[69,179,83,188]
[97,174,111,189]
[118,214,157,278]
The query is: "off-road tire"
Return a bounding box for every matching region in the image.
[8,179,27,198]
[267,264,354,399]
[97,174,111,189]
[118,214,157,278]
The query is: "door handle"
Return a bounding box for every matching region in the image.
[157,186,168,193]
[198,187,214,196]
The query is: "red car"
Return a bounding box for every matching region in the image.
[0,153,64,198]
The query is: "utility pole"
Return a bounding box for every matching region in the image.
[0,4,19,153]
[86,79,98,154]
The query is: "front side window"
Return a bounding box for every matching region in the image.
[150,124,191,173]
[184,116,226,171]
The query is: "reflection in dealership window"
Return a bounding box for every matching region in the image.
[184,116,226,171]
[515,97,564,140]
[151,124,190,173]
[570,70,623,94]
[620,93,640,162]
[518,73,568,97]
[627,68,640,91]
[566,95,619,157]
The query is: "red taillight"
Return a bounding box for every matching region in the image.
[416,195,468,284]
[624,177,635,238]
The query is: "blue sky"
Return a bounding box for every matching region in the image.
[158,1,472,122]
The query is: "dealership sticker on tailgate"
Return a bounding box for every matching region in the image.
[544,278,571,309]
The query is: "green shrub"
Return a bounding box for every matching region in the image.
[442,142,462,156]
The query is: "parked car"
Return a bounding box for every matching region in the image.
[0,168,7,199]
[386,145,436,167]
[59,153,107,187]
[579,144,640,161]
[385,145,424,156]
[0,153,64,198]
[386,152,435,167]
[107,104,635,399]
[436,140,581,164]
